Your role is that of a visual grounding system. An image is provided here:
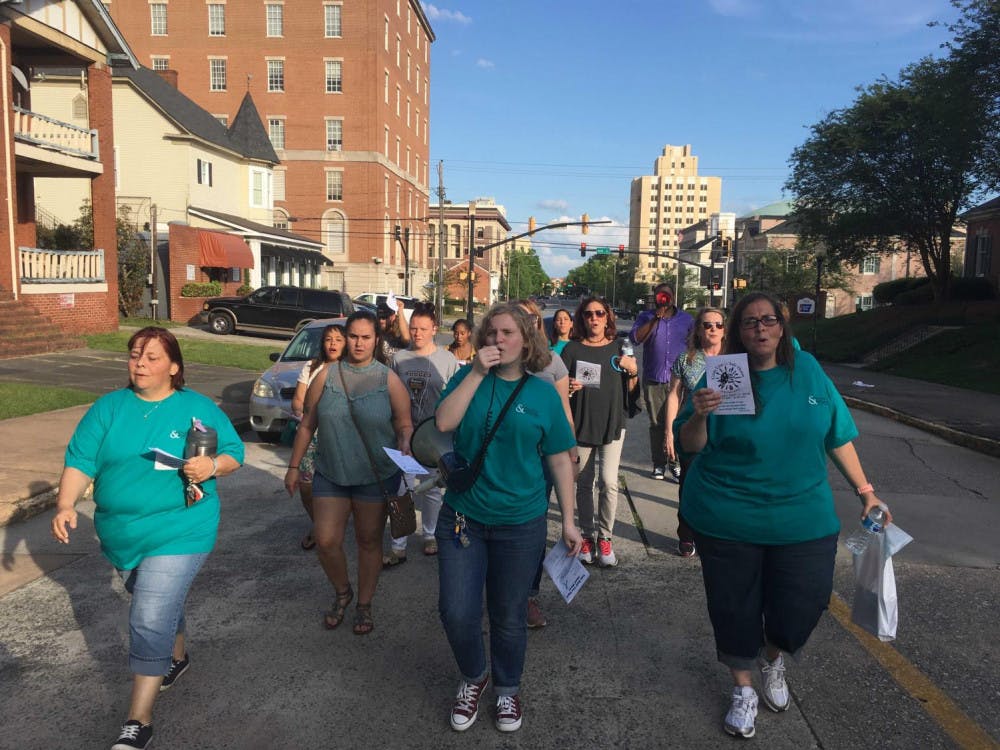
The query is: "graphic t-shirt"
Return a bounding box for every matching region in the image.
[64,388,245,570]
[438,367,576,525]
[674,351,858,545]
[393,346,460,423]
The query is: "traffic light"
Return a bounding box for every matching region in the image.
[394,225,401,241]
[581,213,589,235]
[580,243,587,257]
[618,244,625,259]
[720,239,732,258]
[528,216,537,235]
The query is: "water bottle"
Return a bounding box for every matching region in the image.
[844,506,886,554]
[621,340,634,357]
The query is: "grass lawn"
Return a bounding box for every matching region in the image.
[118,317,184,328]
[870,323,1000,394]
[0,383,96,420]
[84,333,275,371]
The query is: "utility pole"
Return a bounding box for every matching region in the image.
[150,204,158,320]
[465,201,476,324]
[393,225,411,295]
[436,161,445,323]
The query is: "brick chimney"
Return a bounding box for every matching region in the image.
[155,69,178,88]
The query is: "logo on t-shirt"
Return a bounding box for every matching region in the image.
[807,395,828,406]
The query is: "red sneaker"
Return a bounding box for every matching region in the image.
[450,673,489,731]
[579,537,595,565]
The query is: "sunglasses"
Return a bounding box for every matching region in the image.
[740,315,780,329]
[701,322,725,330]
[583,309,607,319]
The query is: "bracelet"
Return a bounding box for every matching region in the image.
[287,464,300,470]
[855,483,874,496]
[209,456,218,477]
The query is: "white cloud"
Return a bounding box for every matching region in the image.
[537,199,569,211]
[475,58,495,69]
[422,3,472,24]
[534,216,630,277]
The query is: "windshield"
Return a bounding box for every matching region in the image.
[280,326,323,363]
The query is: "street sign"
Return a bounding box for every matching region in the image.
[797,297,816,315]
[595,247,610,255]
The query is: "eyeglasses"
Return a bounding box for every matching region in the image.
[740,315,780,329]
[701,322,725,331]
[583,309,607,319]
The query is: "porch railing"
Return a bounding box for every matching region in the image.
[19,247,106,283]
[12,106,100,161]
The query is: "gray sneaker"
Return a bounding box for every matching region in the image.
[758,653,790,712]
[724,686,758,738]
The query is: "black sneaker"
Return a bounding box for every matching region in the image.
[160,653,189,691]
[111,720,153,750]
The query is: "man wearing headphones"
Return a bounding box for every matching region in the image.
[629,284,694,481]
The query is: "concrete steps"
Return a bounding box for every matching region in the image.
[0,298,84,359]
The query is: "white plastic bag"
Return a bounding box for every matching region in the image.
[850,524,913,641]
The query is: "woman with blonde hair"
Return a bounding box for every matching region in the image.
[663,307,725,557]
[436,303,581,733]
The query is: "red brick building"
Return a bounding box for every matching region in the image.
[109,0,434,296]
[960,196,999,292]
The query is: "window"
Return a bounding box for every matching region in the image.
[208,4,225,35]
[396,35,401,66]
[151,56,170,71]
[265,4,283,36]
[857,294,874,311]
[415,109,419,137]
[150,3,167,35]
[196,158,213,186]
[974,234,992,277]
[324,4,341,37]
[267,60,284,92]
[862,255,881,275]
[322,210,346,254]
[384,126,389,157]
[268,118,285,149]
[406,52,411,81]
[326,170,343,201]
[384,16,389,50]
[273,209,289,230]
[384,70,389,103]
[406,98,410,127]
[209,59,227,91]
[250,168,271,207]
[423,79,428,105]
[214,114,228,126]
[325,118,342,151]
[395,85,400,116]
[325,60,342,93]
[416,66,420,93]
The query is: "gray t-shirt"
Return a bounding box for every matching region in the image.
[392,346,460,423]
[531,351,568,385]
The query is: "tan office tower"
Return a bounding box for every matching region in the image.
[629,145,721,284]
[109,1,434,296]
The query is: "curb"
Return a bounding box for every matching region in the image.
[842,396,1000,459]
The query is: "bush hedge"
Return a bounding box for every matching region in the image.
[180,281,222,297]
[872,277,930,304]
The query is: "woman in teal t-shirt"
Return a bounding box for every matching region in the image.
[435,303,581,734]
[51,327,243,750]
[677,293,891,741]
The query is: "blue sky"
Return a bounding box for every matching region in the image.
[423,0,960,276]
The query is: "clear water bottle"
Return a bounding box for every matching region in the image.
[844,506,886,555]
[621,340,634,357]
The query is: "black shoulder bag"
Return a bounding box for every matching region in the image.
[438,373,530,493]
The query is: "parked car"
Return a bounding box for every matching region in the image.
[249,318,344,441]
[200,286,353,336]
[353,291,419,310]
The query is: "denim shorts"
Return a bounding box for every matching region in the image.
[116,553,209,676]
[312,469,401,503]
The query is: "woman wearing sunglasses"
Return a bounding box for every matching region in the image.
[560,297,637,567]
[663,307,726,558]
[675,292,889,740]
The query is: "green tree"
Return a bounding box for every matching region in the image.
[741,246,853,301]
[500,248,551,300]
[564,254,645,311]
[787,53,995,301]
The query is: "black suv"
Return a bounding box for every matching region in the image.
[200,286,355,335]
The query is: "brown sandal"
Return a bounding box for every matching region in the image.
[352,603,374,635]
[323,585,354,630]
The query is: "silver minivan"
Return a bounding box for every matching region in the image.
[248,318,345,441]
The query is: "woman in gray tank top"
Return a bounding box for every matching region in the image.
[285,311,413,636]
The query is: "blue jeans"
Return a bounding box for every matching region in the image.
[117,553,209,676]
[436,503,546,695]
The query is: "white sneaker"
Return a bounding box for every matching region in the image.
[579,537,595,565]
[597,537,618,567]
[758,652,790,712]
[724,686,758,738]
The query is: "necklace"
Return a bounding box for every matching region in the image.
[143,400,163,419]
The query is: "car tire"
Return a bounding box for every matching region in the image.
[209,312,235,335]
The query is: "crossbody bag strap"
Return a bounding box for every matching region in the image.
[468,373,530,477]
[338,361,393,500]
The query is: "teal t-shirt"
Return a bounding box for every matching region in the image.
[438,367,576,525]
[674,351,857,545]
[64,388,245,570]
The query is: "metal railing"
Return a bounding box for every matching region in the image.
[12,106,100,160]
[19,247,106,283]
